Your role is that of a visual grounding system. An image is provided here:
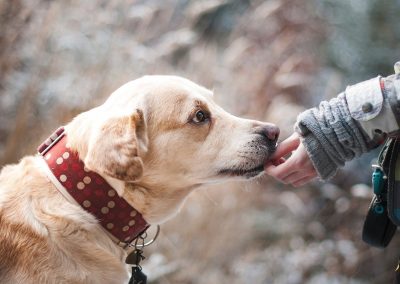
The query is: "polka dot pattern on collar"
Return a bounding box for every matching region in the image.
[39,129,149,244]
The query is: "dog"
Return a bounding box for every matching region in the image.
[0,76,279,283]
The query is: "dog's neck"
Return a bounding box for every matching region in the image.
[64,118,195,225]
[95,177,194,224]
[123,182,195,224]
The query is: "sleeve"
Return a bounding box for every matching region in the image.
[346,75,400,139]
[295,61,400,180]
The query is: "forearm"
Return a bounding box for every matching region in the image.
[296,66,400,180]
[295,93,372,180]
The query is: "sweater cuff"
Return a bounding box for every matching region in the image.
[300,133,338,180]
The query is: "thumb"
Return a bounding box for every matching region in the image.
[271,132,300,160]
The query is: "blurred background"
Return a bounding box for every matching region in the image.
[1,0,400,283]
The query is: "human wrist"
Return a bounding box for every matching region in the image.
[296,130,338,180]
[295,93,371,180]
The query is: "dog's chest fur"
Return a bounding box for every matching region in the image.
[0,156,130,284]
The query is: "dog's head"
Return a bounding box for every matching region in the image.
[66,76,279,222]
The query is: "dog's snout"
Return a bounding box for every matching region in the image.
[255,124,280,143]
[266,126,280,142]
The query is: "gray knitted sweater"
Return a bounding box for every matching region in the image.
[295,69,400,180]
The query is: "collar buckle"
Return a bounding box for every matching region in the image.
[37,127,65,156]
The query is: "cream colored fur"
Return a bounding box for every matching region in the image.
[0,76,278,283]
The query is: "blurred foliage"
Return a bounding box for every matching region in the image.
[317,0,400,83]
[1,0,400,283]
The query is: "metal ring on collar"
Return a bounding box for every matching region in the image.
[133,225,161,248]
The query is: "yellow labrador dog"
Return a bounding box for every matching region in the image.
[0,76,279,283]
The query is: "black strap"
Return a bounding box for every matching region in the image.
[387,138,400,226]
[362,138,397,248]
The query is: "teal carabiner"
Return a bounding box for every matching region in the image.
[372,168,385,195]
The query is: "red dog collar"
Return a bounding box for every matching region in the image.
[38,127,150,245]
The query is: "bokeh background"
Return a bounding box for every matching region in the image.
[1,0,400,283]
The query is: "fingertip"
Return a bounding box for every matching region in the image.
[271,135,301,160]
[274,157,285,166]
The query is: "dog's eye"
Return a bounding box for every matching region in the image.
[192,110,208,124]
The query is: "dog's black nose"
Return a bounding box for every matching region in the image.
[255,124,280,143]
[265,125,280,142]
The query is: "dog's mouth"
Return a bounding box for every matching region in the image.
[218,164,265,179]
[217,142,277,179]
[266,142,278,155]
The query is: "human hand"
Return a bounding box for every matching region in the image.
[265,133,317,187]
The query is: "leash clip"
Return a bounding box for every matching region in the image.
[371,164,387,177]
[371,165,387,195]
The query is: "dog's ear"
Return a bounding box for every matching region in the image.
[84,109,148,182]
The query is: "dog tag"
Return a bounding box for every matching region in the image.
[126,249,147,284]
[126,250,144,265]
[129,266,147,284]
